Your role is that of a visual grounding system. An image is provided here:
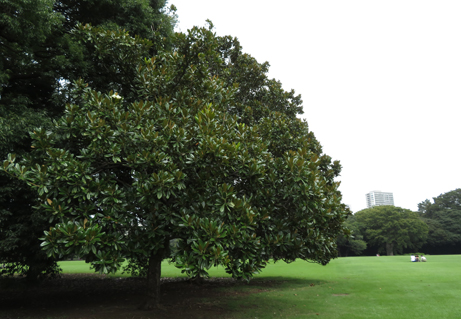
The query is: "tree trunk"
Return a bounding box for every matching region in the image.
[191,275,205,285]
[25,263,42,284]
[139,251,163,310]
[386,242,394,256]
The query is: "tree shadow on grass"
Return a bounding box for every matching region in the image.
[221,277,327,317]
[247,276,325,288]
[0,275,325,319]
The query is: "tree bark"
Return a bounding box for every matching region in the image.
[25,266,40,283]
[386,242,394,256]
[139,251,163,310]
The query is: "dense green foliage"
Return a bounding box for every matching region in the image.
[2,24,350,307]
[336,214,366,257]
[355,206,428,256]
[0,0,176,280]
[418,189,461,254]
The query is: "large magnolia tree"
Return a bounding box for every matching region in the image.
[2,24,350,309]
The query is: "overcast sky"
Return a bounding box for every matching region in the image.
[171,0,461,212]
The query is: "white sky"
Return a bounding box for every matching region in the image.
[171,0,461,212]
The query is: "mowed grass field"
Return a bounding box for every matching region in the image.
[58,255,461,318]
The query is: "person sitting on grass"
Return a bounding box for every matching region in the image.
[421,255,427,262]
[411,255,415,262]
[415,255,420,262]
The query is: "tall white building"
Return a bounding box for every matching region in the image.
[366,191,394,208]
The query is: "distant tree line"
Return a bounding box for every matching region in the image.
[338,188,461,256]
[418,189,461,255]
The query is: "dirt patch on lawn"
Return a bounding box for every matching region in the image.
[0,275,276,319]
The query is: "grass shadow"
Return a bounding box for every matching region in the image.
[0,275,327,319]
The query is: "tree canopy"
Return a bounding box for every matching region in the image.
[0,0,176,280]
[336,214,367,257]
[2,24,350,308]
[355,206,428,256]
[418,189,461,254]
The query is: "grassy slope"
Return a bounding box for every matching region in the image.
[59,256,461,318]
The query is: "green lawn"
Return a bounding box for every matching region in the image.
[58,255,461,318]
[58,259,231,277]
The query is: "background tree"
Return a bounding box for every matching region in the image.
[355,206,428,256]
[337,214,367,257]
[3,25,350,308]
[418,189,461,254]
[0,0,176,280]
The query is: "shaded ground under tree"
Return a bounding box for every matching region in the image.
[0,274,279,319]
